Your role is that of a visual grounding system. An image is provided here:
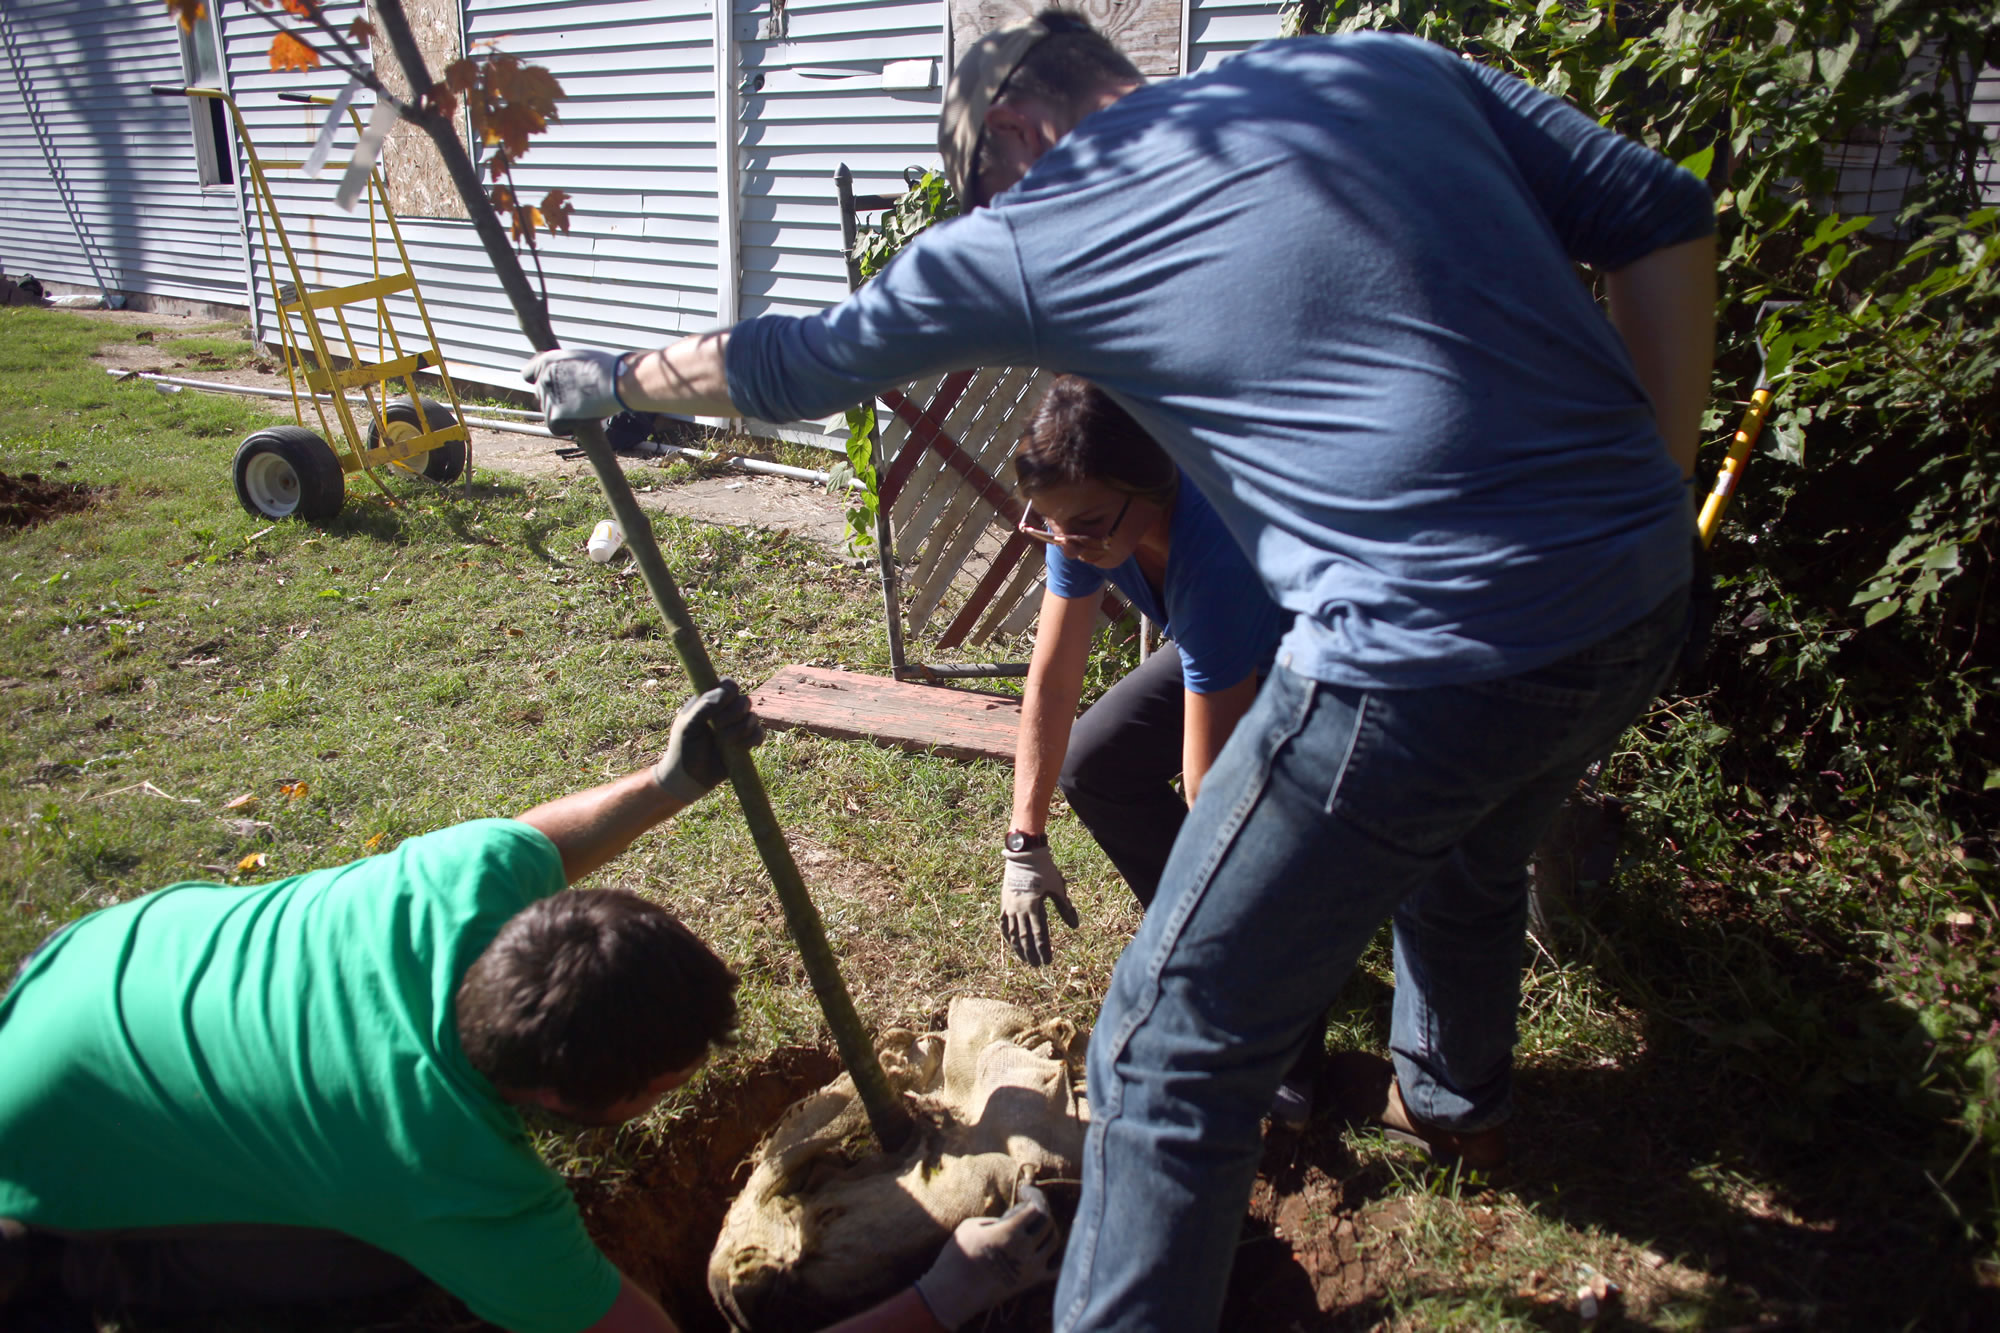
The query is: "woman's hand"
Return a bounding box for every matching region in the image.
[1000,844,1079,967]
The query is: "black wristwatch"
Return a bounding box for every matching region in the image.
[1004,830,1047,853]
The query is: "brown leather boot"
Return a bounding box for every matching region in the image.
[1324,1052,1508,1171]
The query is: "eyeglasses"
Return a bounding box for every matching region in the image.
[1018,494,1133,555]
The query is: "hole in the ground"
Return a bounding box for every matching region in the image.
[1,471,98,530]
[576,1045,843,1333]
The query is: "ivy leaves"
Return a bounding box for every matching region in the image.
[831,171,961,554]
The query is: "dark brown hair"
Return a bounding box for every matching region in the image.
[1014,375,1178,504]
[455,890,738,1110]
[972,8,1143,204]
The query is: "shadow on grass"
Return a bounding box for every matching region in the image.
[1226,870,1997,1329]
[1508,888,1999,1330]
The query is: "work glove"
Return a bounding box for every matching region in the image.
[1001,844,1079,968]
[522,348,631,435]
[653,680,764,803]
[912,1183,1063,1329]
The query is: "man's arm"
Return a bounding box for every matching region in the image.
[1180,673,1258,805]
[1605,233,1716,480]
[618,331,737,418]
[514,769,689,885]
[582,1274,684,1333]
[515,683,762,883]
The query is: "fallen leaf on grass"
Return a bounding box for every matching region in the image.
[221,792,258,811]
[363,832,386,853]
[237,852,268,872]
[220,817,274,839]
[279,781,309,800]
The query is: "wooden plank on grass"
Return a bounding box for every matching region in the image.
[749,665,1020,764]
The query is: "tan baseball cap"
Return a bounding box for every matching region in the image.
[939,15,1053,208]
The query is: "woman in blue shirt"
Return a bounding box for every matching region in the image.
[999,377,1283,951]
[999,379,1312,1121]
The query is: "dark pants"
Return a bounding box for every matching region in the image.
[1058,647,1189,910]
[19,1222,425,1313]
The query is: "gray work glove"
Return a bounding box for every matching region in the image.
[1001,844,1079,968]
[912,1183,1063,1329]
[653,680,764,803]
[522,348,631,435]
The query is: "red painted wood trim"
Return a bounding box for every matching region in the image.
[878,370,975,504]
[936,531,1033,649]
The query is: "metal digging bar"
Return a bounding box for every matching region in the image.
[369,2,911,1151]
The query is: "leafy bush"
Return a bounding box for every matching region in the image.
[1287,0,1999,810]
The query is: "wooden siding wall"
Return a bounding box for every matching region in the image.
[0,0,246,306]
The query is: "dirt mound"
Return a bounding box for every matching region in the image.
[1,471,96,529]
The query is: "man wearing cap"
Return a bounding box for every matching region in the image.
[525,11,1714,1330]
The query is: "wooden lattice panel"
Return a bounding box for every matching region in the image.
[876,367,1125,653]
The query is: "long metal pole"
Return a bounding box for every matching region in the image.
[370,1,911,1151]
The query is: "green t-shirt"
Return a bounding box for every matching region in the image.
[0,818,623,1333]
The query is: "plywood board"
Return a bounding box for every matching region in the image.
[749,666,1021,764]
[950,0,1183,77]
[369,0,468,221]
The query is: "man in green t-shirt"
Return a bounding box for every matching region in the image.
[1,684,1060,1333]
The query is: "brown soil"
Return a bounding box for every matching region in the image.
[1,471,97,529]
[577,1046,844,1332]
[1225,1125,1403,1329]
[586,1048,1408,1333]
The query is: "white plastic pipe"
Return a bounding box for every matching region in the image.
[107,369,860,490]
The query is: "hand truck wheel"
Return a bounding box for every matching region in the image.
[371,397,467,483]
[232,425,344,522]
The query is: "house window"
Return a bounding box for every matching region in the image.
[178,10,234,187]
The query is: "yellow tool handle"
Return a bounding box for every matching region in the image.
[1698,386,1773,548]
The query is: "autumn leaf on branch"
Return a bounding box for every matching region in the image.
[166,0,207,31]
[349,18,376,41]
[541,189,575,236]
[269,30,320,72]
[511,205,546,246]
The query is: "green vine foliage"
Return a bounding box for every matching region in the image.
[829,170,961,552]
[1285,1,2000,819]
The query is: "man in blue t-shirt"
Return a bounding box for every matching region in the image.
[524,12,1714,1330]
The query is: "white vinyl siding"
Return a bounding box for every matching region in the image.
[0,0,1289,399]
[1188,0,1282,72]
[225,0,726,388]
[0,0,246,306]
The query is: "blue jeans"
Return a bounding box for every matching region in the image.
[1052,589,1687,1333]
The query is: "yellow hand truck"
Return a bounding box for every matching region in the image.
[151,84,472,523]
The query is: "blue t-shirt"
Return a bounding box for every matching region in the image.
[1044,472,1285,693]
[725,34,1714,690]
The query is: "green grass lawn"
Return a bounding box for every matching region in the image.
[2,308,1994,1331]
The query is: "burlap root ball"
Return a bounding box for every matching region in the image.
[707,997,1088,1332]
